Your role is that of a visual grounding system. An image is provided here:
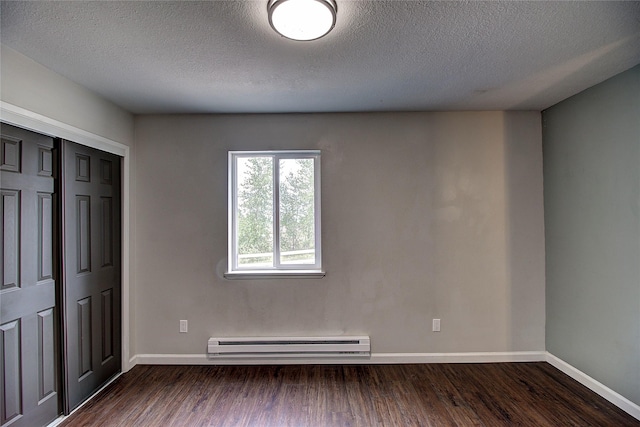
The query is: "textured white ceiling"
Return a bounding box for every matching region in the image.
[2,1,639,114]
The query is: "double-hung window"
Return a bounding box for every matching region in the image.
[226,151,323,278]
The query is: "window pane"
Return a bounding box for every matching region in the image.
[237,157,273,267]
[279,158,315,265]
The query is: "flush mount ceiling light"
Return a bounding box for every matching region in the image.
[268,0,337,41]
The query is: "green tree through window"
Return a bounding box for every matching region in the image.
[238,157,273,264]
[279,158,315,263]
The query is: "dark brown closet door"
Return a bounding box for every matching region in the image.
[0,124,60,427]
[60,140,121,413]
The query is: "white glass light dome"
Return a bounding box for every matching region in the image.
[268,0,337,41]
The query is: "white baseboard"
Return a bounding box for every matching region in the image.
[546,352,640,421]
[373,351,546,364]
[130,351,546,367]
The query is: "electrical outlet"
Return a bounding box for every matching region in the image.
[432,318,441,332]
[180,320,188,333]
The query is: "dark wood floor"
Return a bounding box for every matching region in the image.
[59,363,639,426]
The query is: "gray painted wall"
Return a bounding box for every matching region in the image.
[544,65,640,405]
[133,111,545,355]
[1,44,134,146]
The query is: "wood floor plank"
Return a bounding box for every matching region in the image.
[59,363,640,427]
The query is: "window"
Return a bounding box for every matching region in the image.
[226,151,323,278]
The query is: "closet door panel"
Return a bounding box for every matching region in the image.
[61,140,121,413]
[0,123,59,427]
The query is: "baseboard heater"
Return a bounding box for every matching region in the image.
[207,336,370,358]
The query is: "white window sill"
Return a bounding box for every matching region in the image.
[224,270,326,280]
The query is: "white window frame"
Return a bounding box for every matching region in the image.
[225,150,324,279]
